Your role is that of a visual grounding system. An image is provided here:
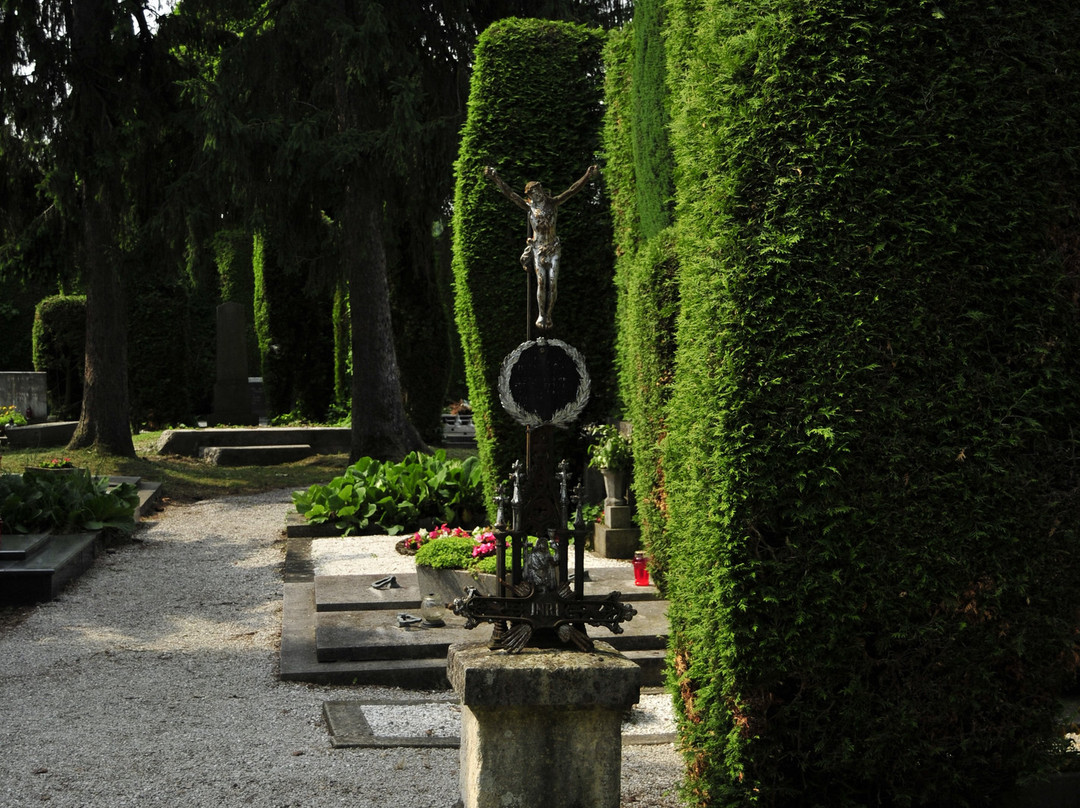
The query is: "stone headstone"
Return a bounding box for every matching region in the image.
[210,302,256,425]
[0,372,48,422]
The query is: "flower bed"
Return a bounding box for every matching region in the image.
[409,525,501,605]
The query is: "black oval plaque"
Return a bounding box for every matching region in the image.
[498,338,590,428]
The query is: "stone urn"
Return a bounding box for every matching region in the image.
[600,468,627,506]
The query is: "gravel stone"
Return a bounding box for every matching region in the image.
[0,489,684,807]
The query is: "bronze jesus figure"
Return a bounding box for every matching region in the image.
[484,164,600,332]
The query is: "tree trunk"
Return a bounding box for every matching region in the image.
[346,192,426,462]
[68,208,135,457]
[66,0,135,457]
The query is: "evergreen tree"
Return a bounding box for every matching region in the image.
[1,0,187,454]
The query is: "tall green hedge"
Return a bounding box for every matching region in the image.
[663,1,1080,804]
[31,295,86,420]
[452,18,616,507]
[630,0,674,241]
[604,5,680,588]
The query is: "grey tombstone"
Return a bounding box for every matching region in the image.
[0,372,48,422]
[210,302,257,426]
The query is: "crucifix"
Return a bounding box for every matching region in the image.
[484,164,599,333]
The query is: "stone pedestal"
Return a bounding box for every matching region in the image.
[593,504,640,559]
[448,641,641,808]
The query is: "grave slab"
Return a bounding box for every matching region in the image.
[316,598,668,662]
[315,573,420,612]
[311,567,659,612]
[316,610,478,662]
[0,532,50,561]
[0,532,100,604]
[200,444,313,466]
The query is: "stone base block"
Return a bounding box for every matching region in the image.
[211,378,257,425]
[449,642,640,808]
[593,523,640,559]
[604,504,634,529]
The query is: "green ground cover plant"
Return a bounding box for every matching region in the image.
[411,525,533,576]
[291,450,484,535]
[0,469,139,535]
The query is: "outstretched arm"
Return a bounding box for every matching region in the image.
[483,166,529,211]
[553,164,600,205]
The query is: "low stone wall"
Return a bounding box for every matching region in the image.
[156,427,351,456]
[3,421,78,448]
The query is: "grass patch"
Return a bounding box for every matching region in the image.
[1,430,349,503]
[1,430,479,504]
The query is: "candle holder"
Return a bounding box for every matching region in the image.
[420,593,447,627]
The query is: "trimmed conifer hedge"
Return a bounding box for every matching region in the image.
[31,295,86,420]
[662,1,1080,804]
[604,4,680,587]
[452,18,616,507]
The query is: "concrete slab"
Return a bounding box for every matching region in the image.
[283,580,666,687]
[280,536,671,688]
[3,421,78,448]
[156,427,350,456]
[280,581,453,688]
[106,477,164,519]
[323,697,462,749]
[322,690,676,749]
[316,599,668,662]
[317,610,478,662]
[315,573,420,612]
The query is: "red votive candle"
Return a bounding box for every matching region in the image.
[633,551,649,586]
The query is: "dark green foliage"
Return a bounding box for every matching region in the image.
[251,230,334,421]
[292,450,485,535]
[332,280,350,407]
[387,222,456,444]
[603,13,679,588]
[214,227,260,375]
[127,271,215,429]
[619,229,679,586]
[451,18,617,507]
[0,469,139,535]
[413,535,482,570]
[630,0,674,240]
[31,295,85,420]
[0,276,55,371]
[662,1,1080,805]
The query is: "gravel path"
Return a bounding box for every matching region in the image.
[0,489,684,807]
